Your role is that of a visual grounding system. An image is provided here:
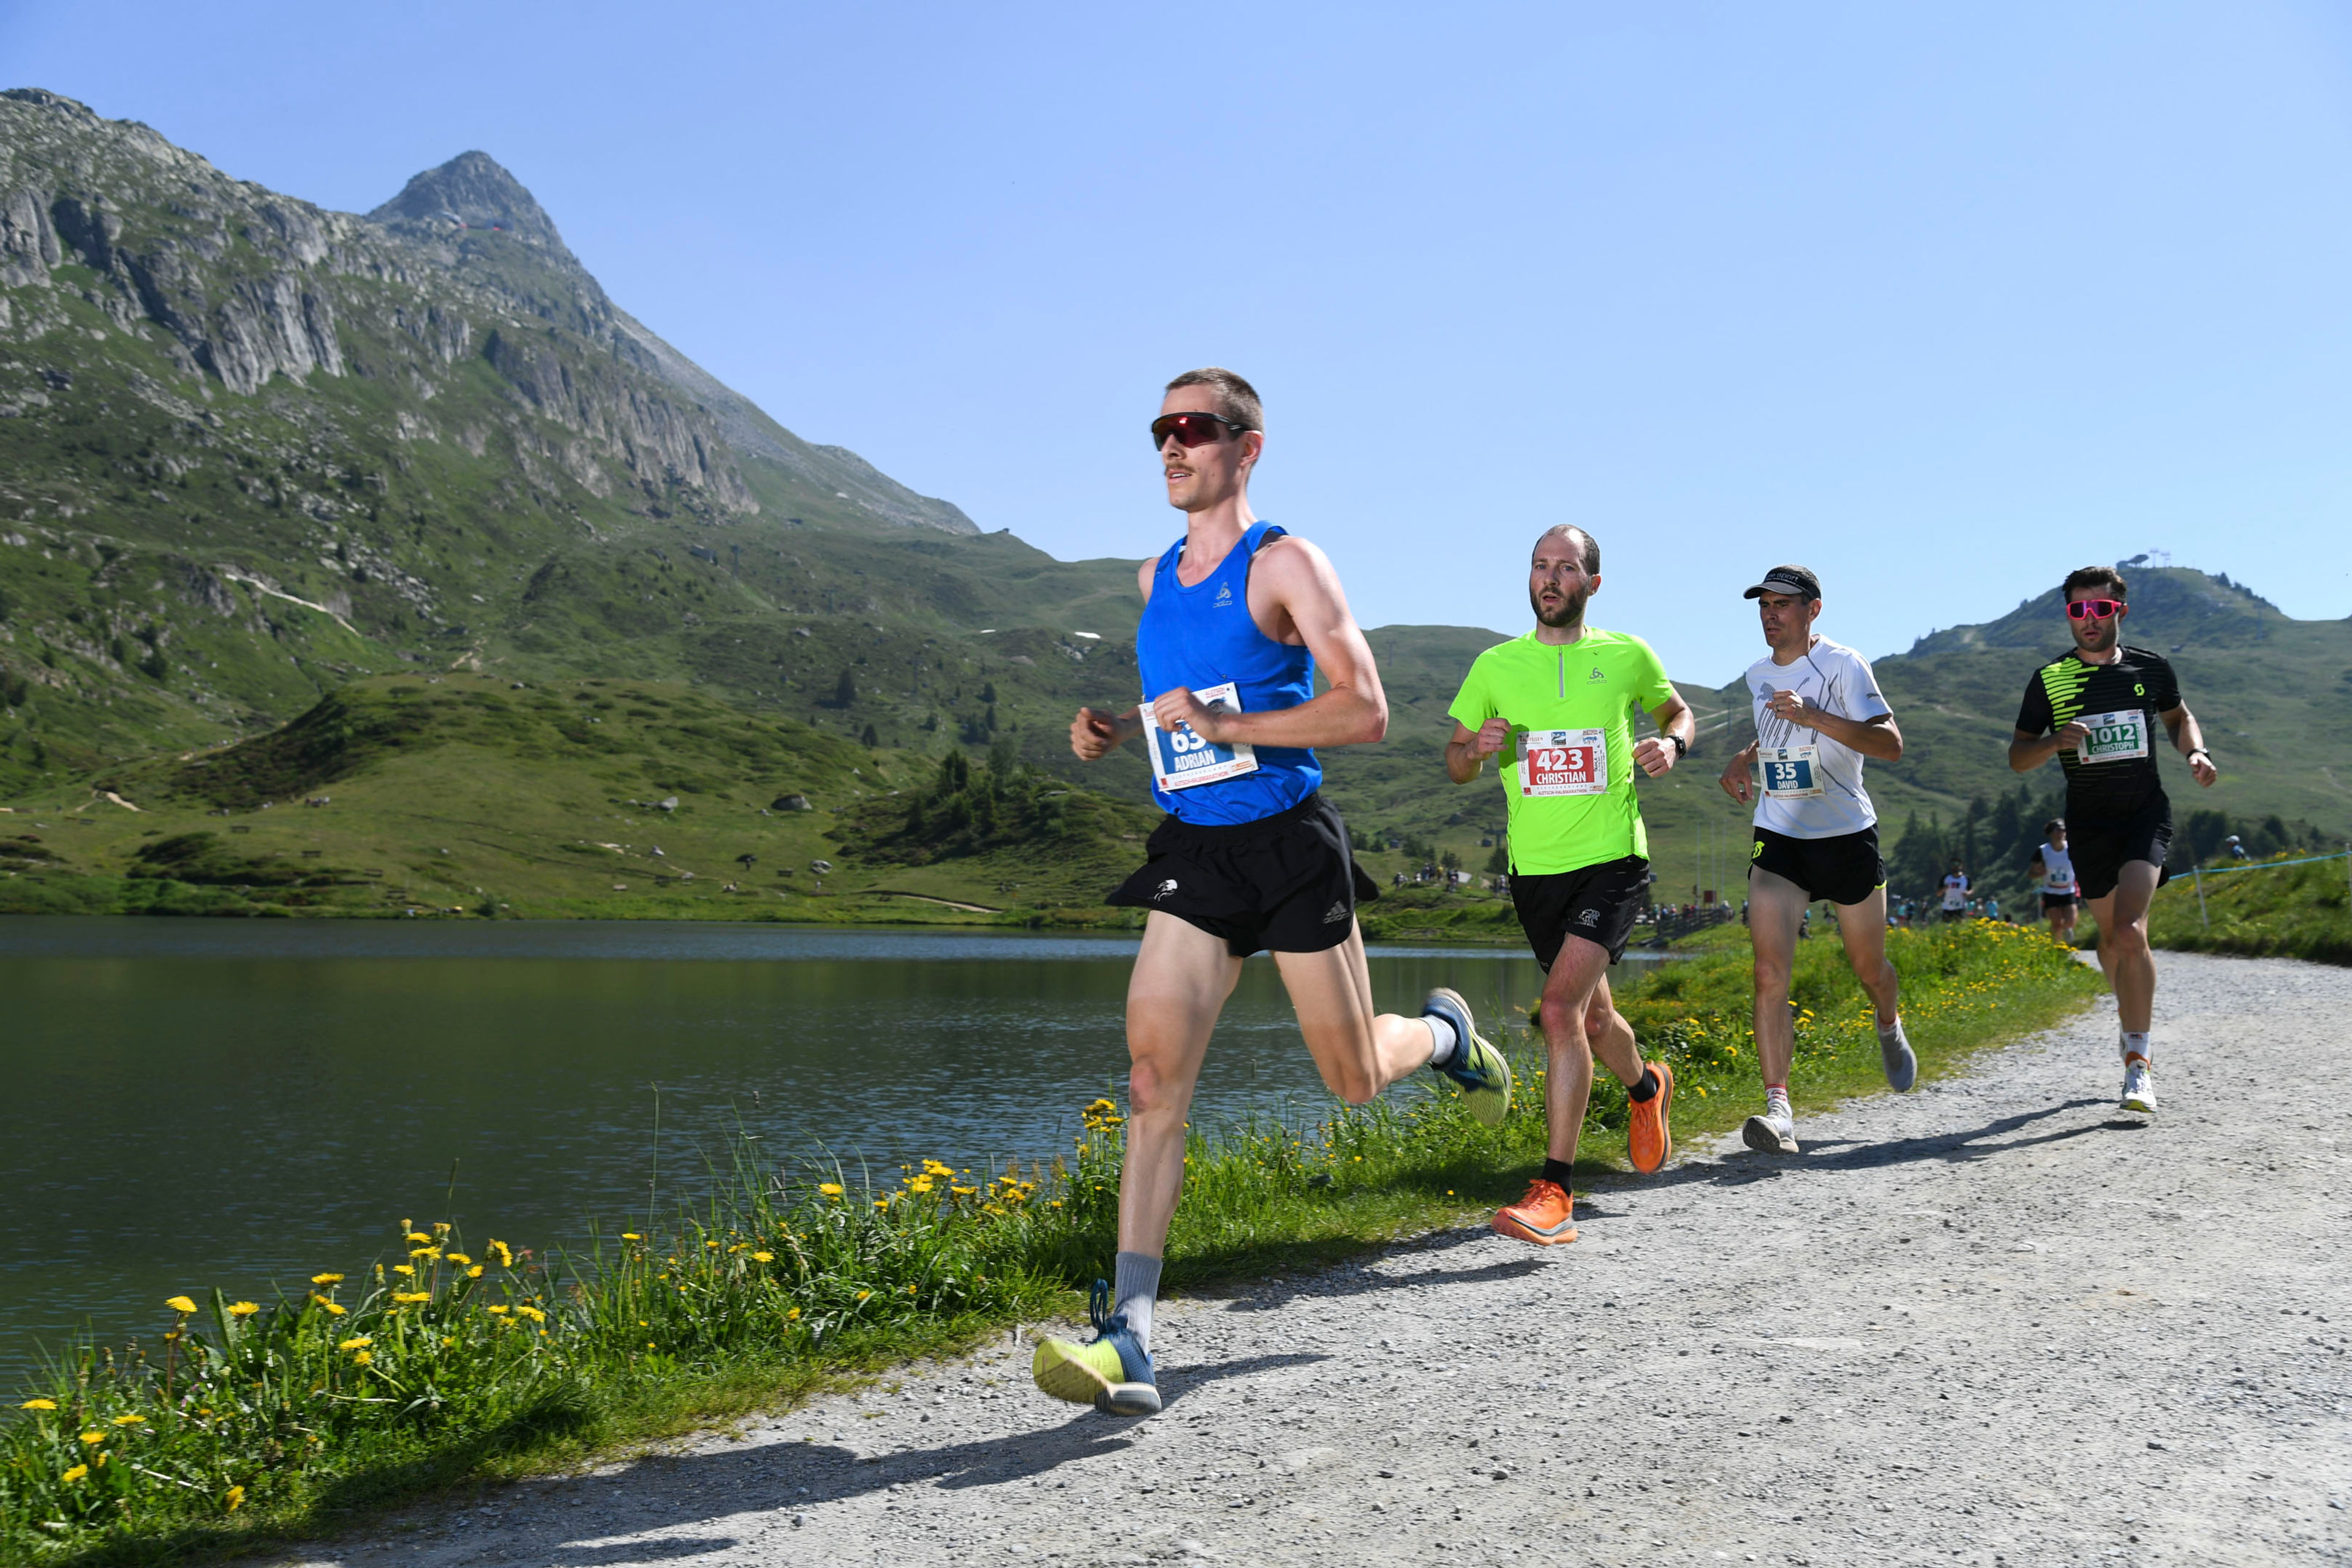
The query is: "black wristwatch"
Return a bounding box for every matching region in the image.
[1667,733,1688,761]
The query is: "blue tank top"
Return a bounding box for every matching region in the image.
[1134,520,1321,824]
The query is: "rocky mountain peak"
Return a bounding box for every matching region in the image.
[367,151,571,260]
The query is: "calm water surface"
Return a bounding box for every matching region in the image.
[0,916,1636,1382]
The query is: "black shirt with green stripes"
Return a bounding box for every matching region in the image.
[2014,645,2182,815]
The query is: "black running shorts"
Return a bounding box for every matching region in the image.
[1747,824,1885,908]
[1509,854,1649,969]
[1106,793,1378,957]
[2067,793,2173,902]
[2040,891,2078,911]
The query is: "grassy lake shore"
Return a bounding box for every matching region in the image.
[1,919,2098,1564]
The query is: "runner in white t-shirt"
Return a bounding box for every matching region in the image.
[1718,565,1914,1156]
[1939,862,1970,923]
[2028,818,2079,945]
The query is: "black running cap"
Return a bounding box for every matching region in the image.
[1743,565,1822,601]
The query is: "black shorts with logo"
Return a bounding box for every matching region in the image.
[1510,854,1649,969]
[1747,824,1885,908]
[2067,791,2173,902]
[1106,792,1378,957]
[2040,891,2078,911]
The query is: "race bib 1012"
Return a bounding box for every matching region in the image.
[1760,744,1825,799]
[1518,728,1608,797]
[2075,708,2149,765]
[1144,681,1259,792]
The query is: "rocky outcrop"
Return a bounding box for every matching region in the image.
[367,151,574,260]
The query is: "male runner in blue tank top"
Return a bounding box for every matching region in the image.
[1031,368,1513,1418]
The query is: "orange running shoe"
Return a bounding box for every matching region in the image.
[1491,1178,1578,1246]
[1626,1060,1674,1175]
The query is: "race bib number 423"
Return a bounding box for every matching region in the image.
[2075,709,2149,764]
[1518,728,1608,797]
[1144,681,1260,791]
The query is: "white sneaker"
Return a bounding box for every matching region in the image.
[1742,1104,1800,1155]
[2120,1056,2155,1115]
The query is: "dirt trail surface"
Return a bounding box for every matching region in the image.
[285,952,2351,1566]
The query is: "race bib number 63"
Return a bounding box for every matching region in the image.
[1519,728,1608,797]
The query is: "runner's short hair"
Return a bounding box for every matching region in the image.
[2062,565,2127,601]
[1164,368,1263,434]
[2043,817,2065,835]
[1536,524,1600,576]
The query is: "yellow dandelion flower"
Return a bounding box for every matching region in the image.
[819,1183,845,1199]
[488,1240,513,1267]
[314,1297,347,1316]
[484,1305,511,1314]
[80,1431,104,1445]
[788,1307,802,1321]
[516,1305,546,1323]
[225,1484,246,1512]
[466,1264,484,1278]
[393,1265,415,1277]
[112,1414,145,1426]
[352,1349,373,1365]
[20,1398,57,1411]
[165,1295,197,1314]
[621,1233,642,1242]
[337,1336,372,1351]
[752,1251,774,1262]
[312,1273,344,1286]
[392,1291,432,1305]
[444,1253,472,1266]
[228,1301,260,1317]
[405,1231,431,1244]
[856,1290,872,1302]
[409,1246,440,1259]
[63,1464,88,1484]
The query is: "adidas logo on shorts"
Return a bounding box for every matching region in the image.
[1321,900,1349,924]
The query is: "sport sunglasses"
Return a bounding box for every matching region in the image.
[1150,411,1250,450]
[2065,598,2125,620]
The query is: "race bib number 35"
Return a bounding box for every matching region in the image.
[1519,728,1608,797]
[1760,744,1825,799]
[2075,709,2149,764]
[1144,681,1260,791]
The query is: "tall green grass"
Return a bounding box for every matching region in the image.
[2144,851,2352,965]
[1,920,2097,1563]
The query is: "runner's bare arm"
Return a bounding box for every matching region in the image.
[2160,703,2218,787]
[1632,692,1695,778]
[1445,718,1512,785]
[2008,722,2090,772]
[1765,690,1904,761]
[1718,740,1760,803]
[1151,535,1388,750]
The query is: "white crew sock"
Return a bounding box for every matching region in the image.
[2122,1031,2150,1064]
[1112,1251,1161,1353]
[1425,1014,1459,1068]
[1764,1084,1792,1118]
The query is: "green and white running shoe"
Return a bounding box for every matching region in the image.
[2120,1056,2155,1115]
[1032,1281,1159,1417]
[1423,987,1512,1126]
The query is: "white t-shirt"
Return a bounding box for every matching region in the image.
[1941,873,1970,910]
[2036,842,2077,895]
[1745,636,1893,839]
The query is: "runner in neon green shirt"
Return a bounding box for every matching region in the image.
[1445,525,1695,1247]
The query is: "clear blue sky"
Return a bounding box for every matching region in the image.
[8,2,2351,682]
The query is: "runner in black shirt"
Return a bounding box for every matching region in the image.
[2010,566,2216,1115]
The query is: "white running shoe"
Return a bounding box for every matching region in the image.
[2120,1056,2155,1115]
[1878,1018,1917,1092]
[1742,1104,1800,1155]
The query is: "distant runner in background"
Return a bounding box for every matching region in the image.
[1445,524,1694,1245]
[1717,565,1913,1158]
[2010,565,2216,1117]
[1038,368,1513,1417]
[1939,860,1972,923]
[2030,818,2079,945]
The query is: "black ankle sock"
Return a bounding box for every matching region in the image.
[1626,1066,1659,1103]
[1541,1157,1575,1189]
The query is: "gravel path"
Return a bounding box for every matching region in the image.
[287,952,2352,1567]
